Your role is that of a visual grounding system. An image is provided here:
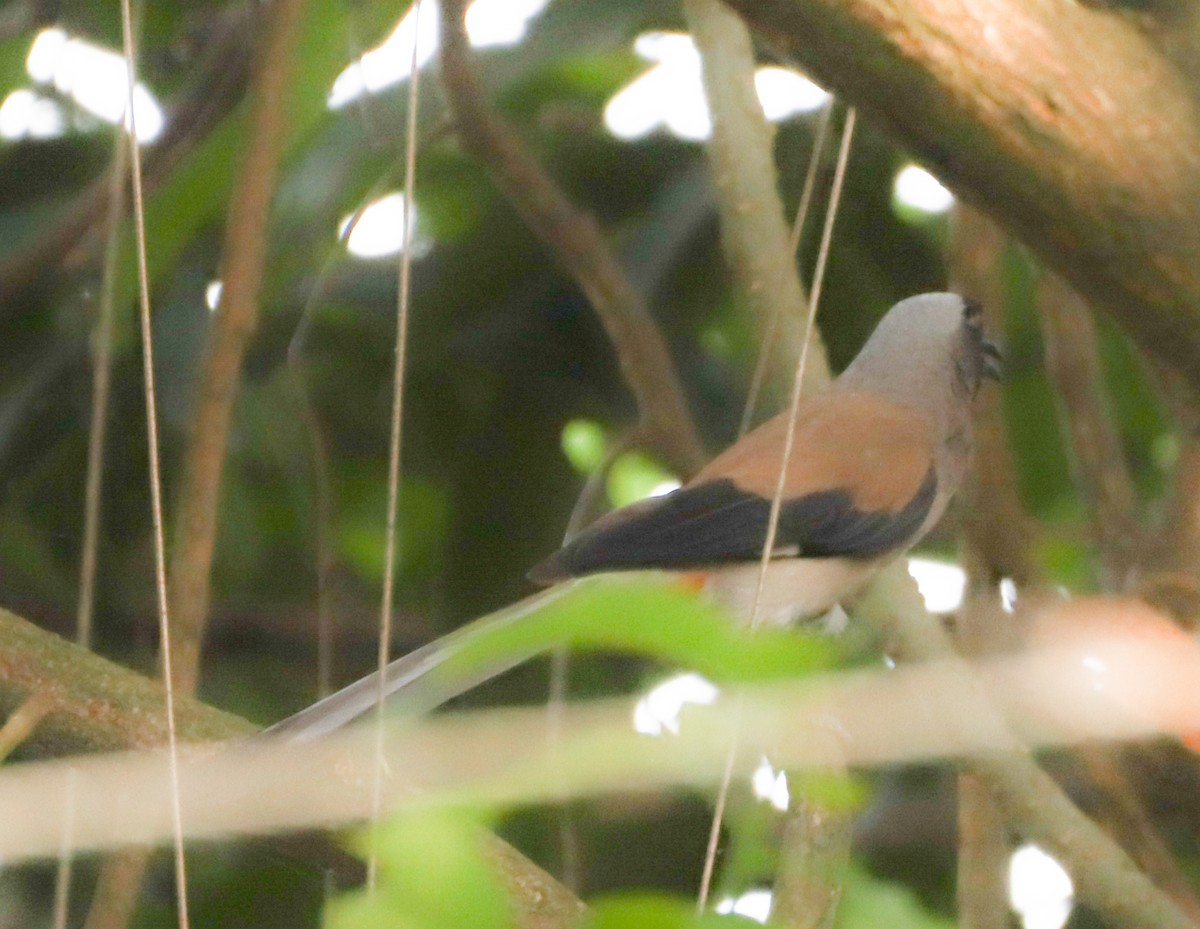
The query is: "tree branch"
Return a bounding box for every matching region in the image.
[1035,274,1141,588]
[951,206,1039,589]
[438,0,705,477]
[854,567,1199,929]
[167,0,308,696]
[0,604,584,929]
[721,0,1200,390]
[682,0,830,416]
[949,206,1023,929]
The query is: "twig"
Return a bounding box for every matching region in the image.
[119,0,190,919]
[742,102,833,435]
[723,0,1200,390]
[77,122,129,651]
[438,0,704,477]
[0,691,55,762]
[853,564,1199,929]
[0,604,585,929]
[88,3,309,925]
[69,103,131,929]
[684,5,844,917]
[167,0,310,695]
[949,206,1023,929]
[368,0,424,891]
[771,798,852,929]
[950,206,1039,588]
[683,0,830,411]
[698,106,856,916]
[1035,274,1140,588]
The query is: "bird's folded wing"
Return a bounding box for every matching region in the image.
[531,391,938,582]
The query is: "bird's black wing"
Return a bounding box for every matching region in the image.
[529,469,937,583]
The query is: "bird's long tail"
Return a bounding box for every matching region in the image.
[259,584,577,743]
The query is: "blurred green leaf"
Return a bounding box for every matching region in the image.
[608,450,678,507]
[327,807,512,929]
[416,577,835,710]
[837,864,956,929]
[562,418,608,474]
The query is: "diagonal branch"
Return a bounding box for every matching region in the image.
[854,567,1199,929]
[721,0,1200,390]
[683,0,830,415]
[438,0,704,477]
[0,603,583,928]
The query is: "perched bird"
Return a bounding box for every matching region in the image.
[529,291,1001,625]
[265,292,998,741]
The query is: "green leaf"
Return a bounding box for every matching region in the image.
[384,576,835,718]
[561,418,608,474]
[836,864,956,929]
[327,808,513,929]
[607,451,678,507]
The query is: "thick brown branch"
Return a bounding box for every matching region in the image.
[438,0,704,477]
[722,0,1200,390]
[0,607,254,754]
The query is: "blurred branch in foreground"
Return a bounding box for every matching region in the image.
[0,603,584,928]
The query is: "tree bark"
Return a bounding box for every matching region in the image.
[723,0,1200,387]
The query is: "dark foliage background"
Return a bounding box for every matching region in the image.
[0,0,1180,926]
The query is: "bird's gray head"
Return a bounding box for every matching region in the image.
[835,292,1002,409]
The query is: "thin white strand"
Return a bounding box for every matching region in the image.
[696,107,857,912]
[748,107,857,634]
[50,768,77,929]
[695,706,741,911]
[118,0,190,924]
[368,0,424,891]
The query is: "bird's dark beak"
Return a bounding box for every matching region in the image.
[981,338,1004,381]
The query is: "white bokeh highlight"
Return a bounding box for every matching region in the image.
[23,27,164,143]
[339,192,426,260]
[647,479,682,498]
[754,66,830,121]
[205,280,223,313]
[329,0,549,109]
[632,672,719,737]
[907,557,966,614]
[893,164,954,214]
[1009,844,1074,929]
[604,32,827,142]
[715,888,774,924]
[0,89,65,141]
[751,756,790,812]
